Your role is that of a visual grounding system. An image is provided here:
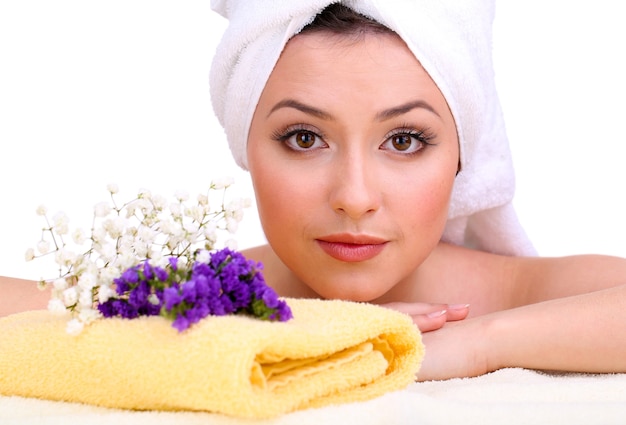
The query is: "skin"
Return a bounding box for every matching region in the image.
[3,30,626,382]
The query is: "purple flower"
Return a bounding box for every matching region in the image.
[163,285,183,311]
[98,248,292,332]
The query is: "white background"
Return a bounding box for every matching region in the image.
[1,1,625,281]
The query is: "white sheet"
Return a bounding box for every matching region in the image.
[2,368,625,425]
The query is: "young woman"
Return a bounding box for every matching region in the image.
[3,2,626,382]
[211,2,626,381]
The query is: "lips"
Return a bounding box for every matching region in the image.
[316,234,387,263]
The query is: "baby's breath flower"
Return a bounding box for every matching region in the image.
[29,181,252,334]
[78,308,100,324]
[94,201,112,218]
[35,204,48,216]
[226,218,239,234]
[71,228,87,245]
[36,240,51,255]
[137,188,152,199]
[52,212,70,235]
[77,273,97,291]
[151,194,167,211]
[48,298,67,315]
[24,248,35,261]
[174,190,189,202]
[53,278,68,291]
[211,176,234,189]
[195,249,211,264]
[197,193,209,206]
[66,318,84,335]
[106,183,119,194]
[98,284,116,304]
[62,286,78,307]
[169,202,182,218]
[37,279,48,291]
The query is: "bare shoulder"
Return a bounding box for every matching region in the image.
[425,245,626,312]
[405,242,519,316]
[0,275,49,317]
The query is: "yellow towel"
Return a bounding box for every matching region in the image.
[0,298,422,419]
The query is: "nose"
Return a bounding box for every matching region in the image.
[328,149,382,220]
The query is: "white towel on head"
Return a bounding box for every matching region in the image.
[209,0,536,256]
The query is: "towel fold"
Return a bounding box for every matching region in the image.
[0,298,422,419]
[209,0,536,256]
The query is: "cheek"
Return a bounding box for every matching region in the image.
[248,156,317,246]
[398,164,457,239]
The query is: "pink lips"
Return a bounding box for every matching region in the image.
[316,234,387,262]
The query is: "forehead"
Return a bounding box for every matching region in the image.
[256,32,451,116]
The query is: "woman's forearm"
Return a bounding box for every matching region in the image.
[417,284,626,381]
[486,284,626,374]
[0,276,49,317]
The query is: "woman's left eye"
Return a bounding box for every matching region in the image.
[380,129,433,155]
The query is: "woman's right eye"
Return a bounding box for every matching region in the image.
[273,127,327,152]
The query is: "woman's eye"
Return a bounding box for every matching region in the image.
[273,127,327,152]
[380,129,433,155]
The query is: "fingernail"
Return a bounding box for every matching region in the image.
[426,309,447,319]
[449,303,470,310]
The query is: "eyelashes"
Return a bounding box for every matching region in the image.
[270,123,437,155]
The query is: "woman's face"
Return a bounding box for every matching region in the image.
[247,32,459,301]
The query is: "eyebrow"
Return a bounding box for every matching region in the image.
[267,99,333,120]
[375,100,440,120]
[267,98,439,120]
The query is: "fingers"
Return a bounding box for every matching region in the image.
[382,302,470,333]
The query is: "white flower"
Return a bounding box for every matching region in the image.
[169,202,182,218]
[48,298,68,315]
[35,204,48,216]
[185,205,204,222]
[195,249,211,263]
[24,248,35,261]
[96,242,117,263]
[36,240,50,255]
[106,183,119,194]
[148,294,160,305]
[72,228,87,245]
[151,194,167,211]
[78,308,100,324]
[66,318,84,335]
[226,217,239,234]
[62,286,78,307]
[197,193,209,206]
[174,190,189,202]
[94,201,112,218]
[103,216,126,239]
[52,211,70,235]
[36,279,48,290]
[98,284,116,304]
[53,277,68,291]
[77,273,97,290]
[78,289,94,308]
[212,176,234,189]
[137,226,157,245]
[55,248,77,268]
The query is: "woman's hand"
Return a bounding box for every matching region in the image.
[382,302,470,332]
[416,318,491,381]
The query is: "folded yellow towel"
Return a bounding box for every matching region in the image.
[0,298,422,419]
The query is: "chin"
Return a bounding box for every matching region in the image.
[314,283,391,303]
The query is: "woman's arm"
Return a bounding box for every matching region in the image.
[0,276,49,317]
[416,254,626,381]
